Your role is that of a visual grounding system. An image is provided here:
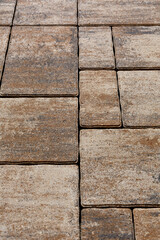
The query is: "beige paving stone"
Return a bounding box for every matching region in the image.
[0,165,79,239]
[80,70,121,127]
[81,208,134,240]
[1,26,78,96]
[79,0,160,25]
[79,27,115,69]
[118,71,160,127]
[0,0,16,25]
[14,0,77,25]
[0,27,10,79]
[134,209,160,240]
[113,26,160,69]
[80,129,160,206]
[0,98,78,163]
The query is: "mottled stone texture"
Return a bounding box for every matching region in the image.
[80,129,160,206]
[0,0,16,25]
[1,27,78,96]
[79,0,160,25]
[81,208,134,240]
[0,98,78,163]
[118,71,160,127]
[113,26,160,69]
[0,165,79,239]
[14,0,77,25]
[80,71,121,127]
[0,27,10,79]
[79,27,114,69]
[134,209,160,240]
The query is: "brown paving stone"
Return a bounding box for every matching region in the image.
[0,0,16,25]
[0,98,78,163]
[80,129,160,206]
[81,208,134,240]
[0,165,79,239]
[1,26,78,96]
[14,0,77,25]
[134,209,160,240]
[113,26,160,69]
[79,27,114,69]
[80,70,121,127]
[118,71,160,127]
[0,27,10,80]
[79,0,160,25]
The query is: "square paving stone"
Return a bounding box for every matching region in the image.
[1,26,78,96]
[0,98,78,163]
[0,27,10,79]
[79,27,115,69]
[79,0,160,25]
[113,26,160,69]
[134,209,160,240]
[118,71,160,127]
[80,70,121,127]
[0,0,16,25]
[81,208,134,240]
[14,0,77,25]
[80,129,160,206]
[0,165,79,239]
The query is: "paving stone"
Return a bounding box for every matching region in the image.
[81,208,134,240]
[79,0,160,25]
[0,98,78,163]
[0,27,10,80]
[79,27,114,69]
[0,0,16,25]
[134,209,160,240]
[1,26,78,96]
[14,0,77,25]
[113,26,160,69]
[0,165,79,239]
[80,70,121,127]
[80,129,160,206]
[118,71,160,127]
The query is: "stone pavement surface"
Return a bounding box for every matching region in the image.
[0,0,160,239]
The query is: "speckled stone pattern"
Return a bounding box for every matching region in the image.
[0,165,79,239]
[0,98,78,163]
[0,0,16,25]
[0,27,10,78]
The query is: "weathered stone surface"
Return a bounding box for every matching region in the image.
[0,98,78,163]
[80,129,160,206]
[0,27,10,79]
[1,27,78,96]
[134,209,160,240]
[14,0,77,25]
[118,71,160,127]
[79,0,160,25]
[80,71,121,127]
[0,0,16,25]
[81,208,134,240]
[79,27,114,69]
[113,26,160,69]
[0,165,79,239]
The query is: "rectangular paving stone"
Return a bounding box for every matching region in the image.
[113,26,160,69]
[0,165,79,239]
[0,0,16,25]
[79,27,114,69]
[81,208,134,240]
[118,71,160,127]
[80,129,160,206]
[0,27,10,80]
[1,26,78,96]
[0,98,78,163]
[79,0,160,25]
[134,209,160,240]
[14,0,77,25]
[80,71,121,127]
